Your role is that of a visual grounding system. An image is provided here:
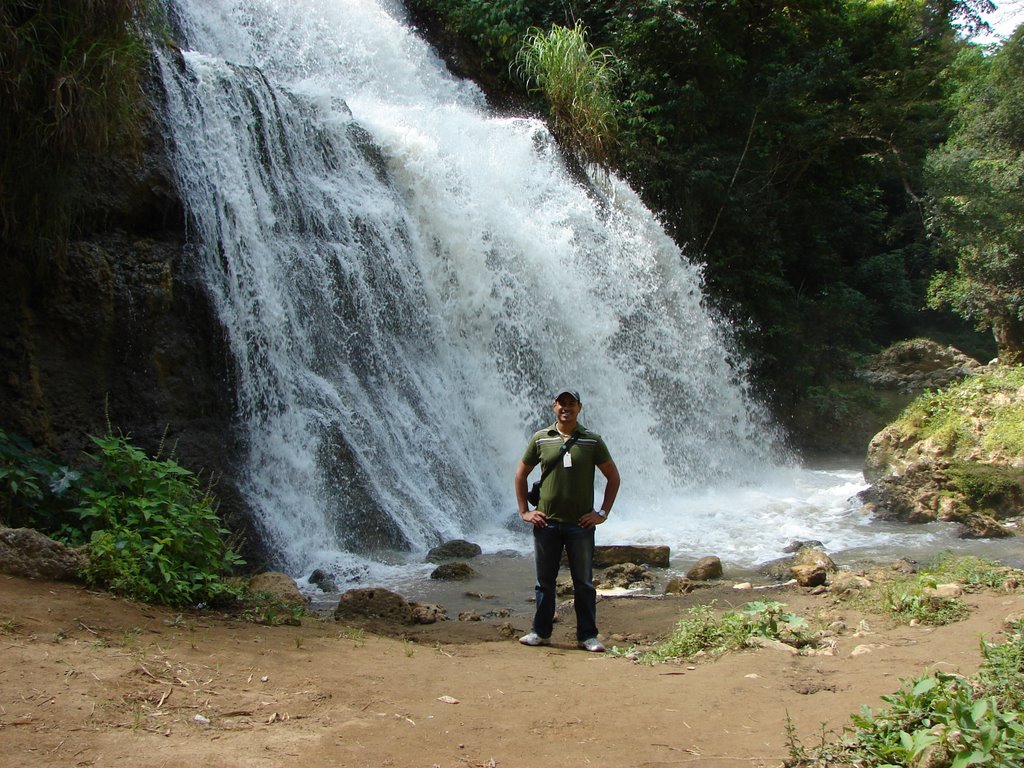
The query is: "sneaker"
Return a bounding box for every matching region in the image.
[519,631,550,646]
[579,637,605,653]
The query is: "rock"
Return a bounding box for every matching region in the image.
[248,572,310,605]
[830,572,872,595]
[783,539,823,553]
[430,562,477,580]
[686,556,723,581]
[0,527,86,581]
[857,339,981,395]
[308,568,338,592]
[1004,611,1024,627]
[426,539,482,562]
[746,636,799,655]
[458,611,482,621]
[792,547,837,573]
[791,564,828,587]
[924,583,964,599]
[664,577,694,594]
[597,563,655,590]
[334,587,414,624]
[593,545,670,567]
[732,582,753,590]
[411,603,447,624]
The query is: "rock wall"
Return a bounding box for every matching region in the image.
[0,94,265,567]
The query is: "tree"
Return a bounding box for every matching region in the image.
[926,27,1024,363]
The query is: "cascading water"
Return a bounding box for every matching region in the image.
[155,0,980,593]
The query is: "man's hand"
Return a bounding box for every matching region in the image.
[578,510,606,529]
[521,509,547,528]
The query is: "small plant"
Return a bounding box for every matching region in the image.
[787,622,1024,767]
[633,601,811,664]
[237,590,305,626]
[0,618,19,634]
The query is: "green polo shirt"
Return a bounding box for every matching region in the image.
[521,424,612,523]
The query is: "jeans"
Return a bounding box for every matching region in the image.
[531,522,597,641]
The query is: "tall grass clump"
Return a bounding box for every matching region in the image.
[514,20,620,168]
[0,0,154,249]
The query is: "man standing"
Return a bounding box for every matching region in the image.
[515,388,620,652]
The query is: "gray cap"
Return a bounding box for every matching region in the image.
[553,388,581,403]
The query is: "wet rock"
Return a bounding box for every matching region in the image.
[593,545,670,567]
[686,556,723,581]
[430,561,477,580]
[309,568,338,592]
[412,603,448,624]
[426,539,482,562]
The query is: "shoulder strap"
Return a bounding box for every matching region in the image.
[536,431,581,488]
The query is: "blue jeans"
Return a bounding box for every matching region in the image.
[531,522,597,641]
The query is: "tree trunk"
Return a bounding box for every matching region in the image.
[992,315,1024,365]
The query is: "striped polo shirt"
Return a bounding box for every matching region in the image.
[521,424,612,523]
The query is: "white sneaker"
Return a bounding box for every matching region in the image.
[579,637,605,653]
[519,631,550,646]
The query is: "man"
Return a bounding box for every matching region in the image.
[515,388,620,652]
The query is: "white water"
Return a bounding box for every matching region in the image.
[156,0,980,592]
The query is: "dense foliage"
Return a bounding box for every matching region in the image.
[406,0,1009,428]
[926,27,1024,363]
[0,0,153,250]
[0,428,244,608]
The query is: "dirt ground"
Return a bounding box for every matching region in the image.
[2,573,1022,768]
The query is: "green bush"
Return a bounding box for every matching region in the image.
[787,622,1024,767]
[74,434,244,607]
[0,427,82,531]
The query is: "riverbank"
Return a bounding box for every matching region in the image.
[3,572,1022,768]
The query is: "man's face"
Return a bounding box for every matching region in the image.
[553,395,581,425]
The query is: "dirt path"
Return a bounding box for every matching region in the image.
[1,575,1021,768]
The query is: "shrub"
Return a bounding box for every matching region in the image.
[74,433,244,607]
[787,622,1024,767]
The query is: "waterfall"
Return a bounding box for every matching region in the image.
[156,0,798,584]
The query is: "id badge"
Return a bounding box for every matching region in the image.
[563,451,572,468]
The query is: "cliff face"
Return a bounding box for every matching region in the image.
[0,101,263,565]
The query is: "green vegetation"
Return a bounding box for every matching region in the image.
[786,621,1024,767]
[1,427,244,609]
[626,600,812,663]
[926,27,1024,364]
[0,0,155,249]
[514,21,620,167]
[898,367,1024,452]
[840,553,1023,626]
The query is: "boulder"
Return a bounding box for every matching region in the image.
[411,603,447,624]
[664,577,694,595]
[426,539,482,562]
[248,571,310,606]
[0,527,86,582]
[308,568,339,592]
[430,562,477,580]
[334,587,414,623]
[830,572,872,596]
[857,339,982,394]
[792,547,837,574]
[593,545,670,568]
[791,564,828,587]
[686,556,723,581]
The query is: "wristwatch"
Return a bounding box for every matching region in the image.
[596,509,609,518]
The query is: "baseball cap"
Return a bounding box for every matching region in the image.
[553,388,581,403]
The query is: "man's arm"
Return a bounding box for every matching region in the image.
[515,460,546,527]
[579,459,620,529]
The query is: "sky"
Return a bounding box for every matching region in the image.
[976,0,1024,43]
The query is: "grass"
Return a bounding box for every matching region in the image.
[839,553,1023,627]
[514,20,620,168]
[1,0,156,249]
[621,600,813,664]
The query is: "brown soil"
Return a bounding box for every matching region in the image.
[1,574,1021,768]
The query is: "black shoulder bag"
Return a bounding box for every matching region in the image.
[527,432,580,507]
